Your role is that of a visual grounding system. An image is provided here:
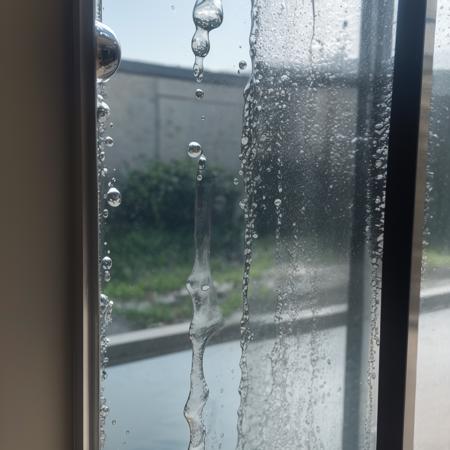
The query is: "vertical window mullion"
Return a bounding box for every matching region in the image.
[73,0,99,449]
[376,0,436,449]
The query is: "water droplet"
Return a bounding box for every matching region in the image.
[101,167,108,177]
[107,187,122,207]
[195,89,205,99]
[97,101,110,124]
[104,136,114,147]
[241,136,249,145]
[239,60,247,70]
[193,59,204,82]
[102,256,112,270]
[104,270,111,282]
[198,154,207,170]
[112,419,117,425]
[193,0,223,31]
[191,0,224,81]
[95,21,121,81]
[201,115,206,121]
[274,198,282,207]
[102,209,109,218]
[192,29,210,57]
[201,285,210,291]
[197,174,203,182]
[188,141,203,158]
[233,178,239,186]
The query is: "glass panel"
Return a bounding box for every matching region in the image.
[97,1,398,449]
[414,1,450,448]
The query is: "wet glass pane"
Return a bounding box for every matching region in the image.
[414,1,450,448]
[97,1,398,449]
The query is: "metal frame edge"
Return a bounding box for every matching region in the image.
[73,0,99,449]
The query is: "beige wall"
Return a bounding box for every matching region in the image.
[107,70,246,172]
[0,1,76,449]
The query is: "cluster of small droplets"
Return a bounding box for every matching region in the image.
[96,0,102,21]
[197,154,207,181]
[363,71,393,450]
[97,77,120,448]
[236,2,262,448]
[191,0,224,81]
[99,293,113,447]
[97,87,121,287]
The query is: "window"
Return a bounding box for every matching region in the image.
[87,1,440,449]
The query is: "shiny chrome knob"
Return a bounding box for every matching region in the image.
[95,21,121,81]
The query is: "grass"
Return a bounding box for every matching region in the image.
[105,229,275,328]
[425,249,450,268]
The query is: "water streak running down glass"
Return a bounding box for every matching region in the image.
[100,1,398,449]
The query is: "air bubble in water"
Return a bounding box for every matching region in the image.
[102,256,112,270]
[195,89,205,99]
[239,60,247,70]
[106,187,121,207]
[188,141,203,158]
[274,198,282,207]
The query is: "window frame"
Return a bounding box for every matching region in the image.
[74,0,438,449]
[74,1,99,449]
[376,0,437,448]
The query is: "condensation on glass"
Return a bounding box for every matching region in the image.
[98,1,398,449]
[414,0,450,448]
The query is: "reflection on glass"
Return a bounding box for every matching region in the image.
[414,1,450,448]
[100,1,398,449]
